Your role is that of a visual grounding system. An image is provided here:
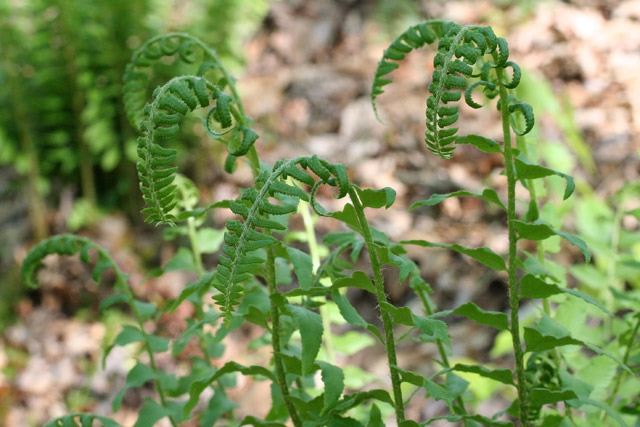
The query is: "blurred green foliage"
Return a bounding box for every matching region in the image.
[0,0,270,236]
[0,0,269,334]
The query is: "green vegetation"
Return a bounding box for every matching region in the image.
[18,17,639,427]
[0,0,269,235]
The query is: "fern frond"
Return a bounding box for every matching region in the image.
[123,33,227,131]
[136,76,219,225]
[212,156,352,324]
[424,25,498,159]
[507,101,535,136]
[125,34,263,224]
[21,234,124,289]
[373,22,533,160]
[371,20,455,122]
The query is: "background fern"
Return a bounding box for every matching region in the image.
[0,0,271,236]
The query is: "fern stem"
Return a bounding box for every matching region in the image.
[419,290,449,367]
[606,203,625,316]
[517,134,574,422]
[186,219,204,277]
[185,215,217,366]
[348,187,405,424]
[496,69,529,426]
[266,246,303,427]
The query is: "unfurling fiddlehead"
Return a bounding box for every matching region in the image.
[373,21,539,425]
[137,75,244,225]
[124,33,260,225]
[123,33,241,132]
[371,21,534,159]
[22,234,119,288]
[212,155,350,324]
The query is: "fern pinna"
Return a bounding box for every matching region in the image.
[124,33,260,225]
[212,155,350,324]
[372,21,533,159]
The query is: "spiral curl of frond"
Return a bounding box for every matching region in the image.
[125,34,262,224]
[424,25,500,159]
[495,94,535,137]
[21,235,123,289]
[372,21,535,160]
[123,33,230,132]
[212,155,350,324]
[136,76,228,225]
[371,20,455,121]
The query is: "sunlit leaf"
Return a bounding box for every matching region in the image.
[289,305,323,374]
[286,247,313,290]
[520,274,610,314]
[452,364,515,386]
[453,302,509,331]
[318,361,344,410]
[401,240,506,271]
[456,134,502,153]
[355,186,396,209]
[514,156,575,200]
[529,388,577,406]
[133,399,172,427]
[410,188,505,211]
[523,327,582,352]
[513,220,590,262]
[367,404,384,427]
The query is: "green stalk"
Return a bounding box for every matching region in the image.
[517,134,573,422]
[496,68,528,426]
[416,287,450,366]
[186,215,216,365]
[266,246,303,427]
[175,181,214,363]
[186,218,204,276]
[605,204,624,319]
[348,187,405,424]
[515,135,550,312]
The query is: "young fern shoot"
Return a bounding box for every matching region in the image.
[123,33,261,226]
[373,21,593,426]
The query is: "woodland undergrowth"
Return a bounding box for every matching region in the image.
[21,20,639,427]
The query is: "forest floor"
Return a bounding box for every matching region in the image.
[2,0,639,425]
